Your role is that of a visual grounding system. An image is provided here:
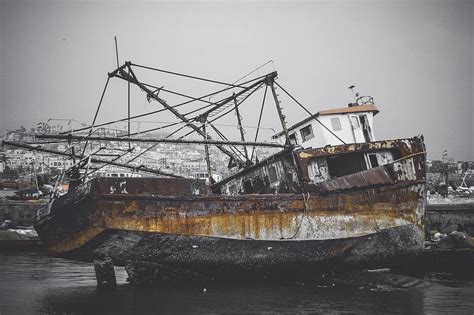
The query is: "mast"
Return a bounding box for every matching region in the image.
[233,92,249,162]
[111,62,245,167]
[269,77,290,145]
[202,120,213,187]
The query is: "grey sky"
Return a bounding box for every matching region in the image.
[0,0,473,160]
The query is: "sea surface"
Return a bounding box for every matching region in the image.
[0,190,16,198]
[0,251,473,314]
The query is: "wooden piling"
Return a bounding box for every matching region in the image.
[94,256,116,288]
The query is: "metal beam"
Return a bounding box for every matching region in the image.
[36,134,289,148]
[200,72,276,118]
[112,63,244,166]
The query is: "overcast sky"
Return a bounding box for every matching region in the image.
[0,0,473,160]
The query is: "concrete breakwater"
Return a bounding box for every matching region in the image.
[0,199,47,227]
[425,199,474,236]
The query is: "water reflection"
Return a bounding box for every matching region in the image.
[0,251,473,314]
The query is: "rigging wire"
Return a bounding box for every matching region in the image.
[208,124,247,164]
[80,76,111,156]
[274,81,347,145]
[58,73,268,136]
[174,82,265,162]
[250,84,268,162]
[131,62,249,88]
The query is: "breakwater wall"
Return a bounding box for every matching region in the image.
[425,200,474,236]
[0,200,47,226]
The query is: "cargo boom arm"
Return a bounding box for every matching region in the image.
[110,62,278,168]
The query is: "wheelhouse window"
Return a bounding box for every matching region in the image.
[243,178,254,194]
[288,132,298,145]
[368,154,379,168]
[350,116,360,129]
[268,166,278,183]
[330,117,342,131]
[228,184,237,194]
[300,125,314,142]
[326,152,367,177]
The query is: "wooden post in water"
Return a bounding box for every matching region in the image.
[93,256,117,288]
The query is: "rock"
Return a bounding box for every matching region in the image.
[13,228,38,239]
[436,231,474,249]
[0,220,13,230]
[436,235,455,249]
[432,232,446,242]
[440,220,462,234]
[449,231,474,249]
[0,230,29,241]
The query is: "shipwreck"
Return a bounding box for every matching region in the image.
[2,59,426,283]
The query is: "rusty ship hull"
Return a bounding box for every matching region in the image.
[35,137,426,283]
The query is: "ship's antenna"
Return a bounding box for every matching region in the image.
[348,85,359,104]
[114,36,120,68]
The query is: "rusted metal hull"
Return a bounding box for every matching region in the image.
[35,137,426,282]
[35,182,425,282]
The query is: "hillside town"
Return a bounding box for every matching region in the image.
[0,122,279,187]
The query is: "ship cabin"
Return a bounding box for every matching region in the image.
[213,102,411,195]
[272,103,379,148]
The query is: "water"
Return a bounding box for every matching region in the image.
[0,190,16,199]
[0,251,473,314]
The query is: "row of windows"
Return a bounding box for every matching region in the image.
[226,164,280,195]
[105,173,140,178]
[290,115,367,143]
[291,118,342,144]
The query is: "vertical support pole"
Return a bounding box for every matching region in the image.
[233,93,249,162]
[127,66,131,151]
[441,151,449,197]
[443,161,449,197]
[71,145,76,165]
[269,79,290,145]
[94,256,117,289]
[202,120,212,191]
[114,36,120,68]
[33,161,39,192]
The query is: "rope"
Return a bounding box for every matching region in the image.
[286,192,310,239]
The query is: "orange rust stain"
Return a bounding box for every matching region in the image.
[46,225,104,255]
[98,186,423,240]
[122,200,139,213]
[47,183,424,255]
[103,203,420,240]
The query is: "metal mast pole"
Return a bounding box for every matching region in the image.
[269,78,290,145]
[127,67,131,150]
[233,93,249,162]
[113,63,244,167]
[202,120,213,188]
